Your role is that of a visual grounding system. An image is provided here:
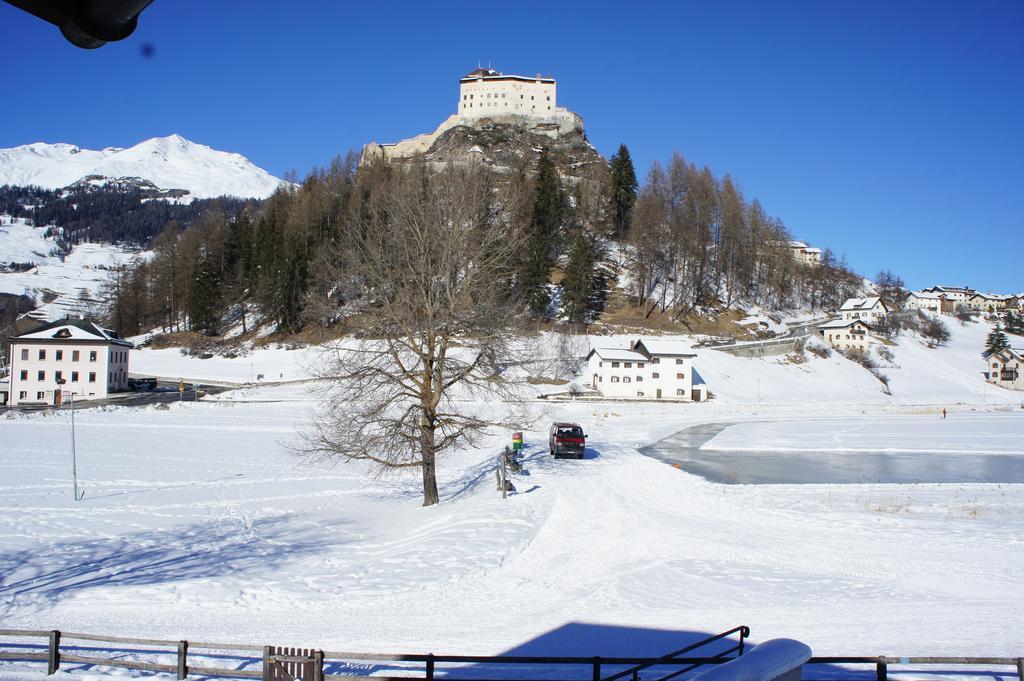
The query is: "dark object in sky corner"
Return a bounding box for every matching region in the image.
[5,0,155,48]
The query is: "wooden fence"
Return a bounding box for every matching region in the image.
[0,628,1021,681]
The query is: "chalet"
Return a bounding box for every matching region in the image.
[985,346,1024,391]
[585,339,704,401]
[5,318,132,407]
[818,318,872,352]
[839,297,889,324]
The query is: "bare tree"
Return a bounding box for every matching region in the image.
[301,163,530,506]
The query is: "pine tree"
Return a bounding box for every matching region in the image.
[562,215,595,324]
[985,324,1010,355]
[609,144,638,239]
[518,152,563,317]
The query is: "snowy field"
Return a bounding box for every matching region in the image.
[1,382,1023,677]
[3,311,1024,679]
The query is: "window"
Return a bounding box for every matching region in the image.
[611,362,620,368]
[72,371,79,382]
[56,350,63,361]
[18,391,26,399]
[90,351,97,362]
[624,362,632,368]
[638,363,645,368]
[675,358,684,364]
[652,357,660,364]
[636,376,643,382]
[623,377,631,383]
[637,391,644,397]
[37,370,45,381]
[37,391,44,400]
[676,389,685,396]
[598,361,602,367]
[89,372,96,383]
[652,372,660,379]
[546,95,550,101]
[38,349,46,360]
[19,370,27,380]
[676,373,685,380]
[21,348,28,360]
[55,371,62,382]
[73,350,80,361]
[610,376,620,383]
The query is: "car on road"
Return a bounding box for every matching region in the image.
[549,422,587,459]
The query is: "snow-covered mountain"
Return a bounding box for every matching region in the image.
[0,134,284,200]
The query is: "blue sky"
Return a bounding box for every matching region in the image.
[2,1,1022,292]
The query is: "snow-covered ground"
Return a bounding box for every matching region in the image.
[0,217,141,321]
[2,309,1023,681]
[2,323,1024,680]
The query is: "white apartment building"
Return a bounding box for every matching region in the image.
[985,346,1024,391]
[5,319,132,406]
[818,319,873,352]
[839,297,889,323]
[585,339,704,401]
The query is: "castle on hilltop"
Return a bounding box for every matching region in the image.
[363,66,583,163]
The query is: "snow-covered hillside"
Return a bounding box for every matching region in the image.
[0,134,284,200]
[0,217,142,320]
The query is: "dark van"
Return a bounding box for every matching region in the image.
[549,422,587,459]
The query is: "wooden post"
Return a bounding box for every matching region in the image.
[592,656,601,681]
[426,653,435,681]
[876,656,888,681]
[313,650,324,681]
[262,645,272,681]
[177,640,188,680]
[1015,657,1023,681]
[47,630,61,675]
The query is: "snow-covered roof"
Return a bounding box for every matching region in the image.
[586,347,649,362]
[818,318,872,330]
[804,247,822,254]
[633,339,697,357]
[909,291,943,300]
[788,240,809,248]
[839,296,883,311]
[11,318,133,347]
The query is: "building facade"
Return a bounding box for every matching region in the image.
[839,297,889,324]
[459,67,557,118]
[5,319,132,406]
[905,291,945,314]
[985,346,1024,391]
[818,319,873,352]
[585,339,703,401]
[788,241,822,266]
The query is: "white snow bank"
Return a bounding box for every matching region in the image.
[691,639,812,681]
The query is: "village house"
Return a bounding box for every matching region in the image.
[818,319,873,352]
[585,339,705,401]
[985,346,1024,391]
[788,240,822,266]
[905,291,945,314]
[967,292,1009,315]
[4,318,132,407]
[921,285,975,306]
[839,296,889,324]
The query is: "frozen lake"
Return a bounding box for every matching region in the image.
[641,421,1024,484]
